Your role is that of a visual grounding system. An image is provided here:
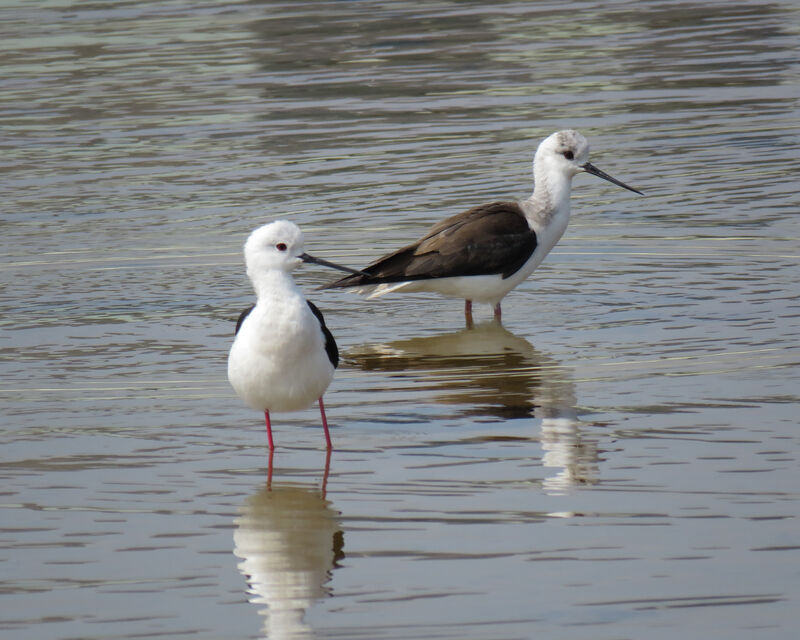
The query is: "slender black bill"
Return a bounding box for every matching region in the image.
[300,252,369,276]
[581,162,643,195]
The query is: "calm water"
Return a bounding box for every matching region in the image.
[2,1,799,638]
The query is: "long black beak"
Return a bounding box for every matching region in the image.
[581,162,643,195]
[300,252,369,276]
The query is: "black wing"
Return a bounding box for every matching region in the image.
[323,201,537,288]
[306,300,339,369]
[234,304,255,335]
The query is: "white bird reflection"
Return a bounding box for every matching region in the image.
[348,322,598,493]
[233,453,343,640]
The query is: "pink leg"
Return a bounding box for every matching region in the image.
[464,300,474,328]
[493,302,502,322]
[264,410,274,450]
[319,397,332,450]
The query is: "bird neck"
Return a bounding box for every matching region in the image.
[524,163,574,227]
[249,269,301,301]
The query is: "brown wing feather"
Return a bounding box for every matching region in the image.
[324,202,537,287]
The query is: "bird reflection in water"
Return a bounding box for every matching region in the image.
[233,452,343,640]
[348,322,598,492]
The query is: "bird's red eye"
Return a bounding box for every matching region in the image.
[276,243,287,251]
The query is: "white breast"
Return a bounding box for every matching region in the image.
[227,294,334,413]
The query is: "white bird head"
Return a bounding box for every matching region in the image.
[537,129,591,176]
[244,220,307,278]
[535,129,642,195]
[243,220,366,283]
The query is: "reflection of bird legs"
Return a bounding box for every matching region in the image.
[464,300,502,328]
[321,448,331,499]
[264,448,331,498]
[267,448,274,489]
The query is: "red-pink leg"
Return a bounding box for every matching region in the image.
[319,397,332,450]
[464,299,474,328]
[264,410,274,450]
[493,302,502,321]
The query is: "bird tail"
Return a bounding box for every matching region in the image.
[320,272,413,298]
[319,272,367,290]
[358,281,414,298]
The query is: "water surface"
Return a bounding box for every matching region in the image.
[2,1,799,639]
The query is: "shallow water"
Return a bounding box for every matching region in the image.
[2,1,799,639]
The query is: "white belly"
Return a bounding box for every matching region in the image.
[227,302,334,413]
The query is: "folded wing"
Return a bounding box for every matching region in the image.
[324,201,537,288]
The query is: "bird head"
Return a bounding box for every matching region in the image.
[536,130,642,194]
[244,220,306,278]
[243,220,367,284]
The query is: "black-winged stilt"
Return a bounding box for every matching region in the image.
[228,220,361,450]
[323,130,642,325]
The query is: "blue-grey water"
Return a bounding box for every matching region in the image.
[2,2,799,639]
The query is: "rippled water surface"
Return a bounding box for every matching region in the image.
[2,1,799,639]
